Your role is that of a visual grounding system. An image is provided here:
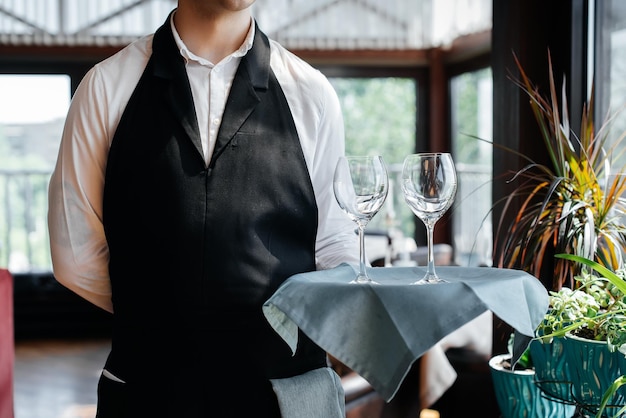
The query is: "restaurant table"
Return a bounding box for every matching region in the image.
[263,264,549,402]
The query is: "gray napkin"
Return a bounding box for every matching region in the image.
[270,367,345,418]
[264,264,549,401]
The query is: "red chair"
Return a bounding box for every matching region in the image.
[0,269,14,418]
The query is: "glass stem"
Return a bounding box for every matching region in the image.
[358,224,368,279]
[426,221,436,277]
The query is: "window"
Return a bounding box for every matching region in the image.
[329,77,417,241]
[450,67,493,266]
[596,0,626,169]
[0,74,70,272]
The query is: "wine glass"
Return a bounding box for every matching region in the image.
[333,156,389,284]
[401,153,457,284]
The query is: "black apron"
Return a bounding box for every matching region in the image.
[99,14,326,418]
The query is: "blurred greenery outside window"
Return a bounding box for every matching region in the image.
[329,77,417,241]
[0,74,69,272]
[332,74,494,267]
[450,68,493,267]
[597,1,626,170]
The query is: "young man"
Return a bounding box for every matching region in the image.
[48,1,358,416]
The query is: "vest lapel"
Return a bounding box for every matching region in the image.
[151,16,204,163]
[210,24,271,165]
[149,17,273,167]
[167,70,204,161]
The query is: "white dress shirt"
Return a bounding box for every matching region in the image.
[47,15,359,313]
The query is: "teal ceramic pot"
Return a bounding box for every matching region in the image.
[489,354,576,418]
[529,338,574,404]
[562,334,626,417]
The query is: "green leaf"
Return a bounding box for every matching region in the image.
[595,374,626,418]
[556,253,626,295]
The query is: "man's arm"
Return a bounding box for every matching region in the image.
[310,74,360,270]
[48,66,113,313]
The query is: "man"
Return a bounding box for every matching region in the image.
[47,1,358,416]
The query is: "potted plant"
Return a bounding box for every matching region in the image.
[531,253,626,405]
[493,254,626,418]
[488,281,596,418]
[491,53,626,291]
[552,254,626,417]
[487,51,626,418]
[530,284,598,405]
[489,333,575,418]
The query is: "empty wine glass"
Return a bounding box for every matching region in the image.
[334,156,389,284]
[401,153,457,284]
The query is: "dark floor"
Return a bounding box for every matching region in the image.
[12,339,443,418]
[12,338,495,418]
[13,338,110,418]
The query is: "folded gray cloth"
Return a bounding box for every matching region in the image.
[270,367,345,418]
[263,264,550,401]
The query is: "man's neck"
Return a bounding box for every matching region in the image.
[173,6,251,64]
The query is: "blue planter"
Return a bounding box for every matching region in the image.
[489,354,576,418]
[562,334,626,417]
[529,338,575,404]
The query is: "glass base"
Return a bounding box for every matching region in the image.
[412,272,448,285]
[350,274,379,284]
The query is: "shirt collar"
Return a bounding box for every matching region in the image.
[170,11,255,67]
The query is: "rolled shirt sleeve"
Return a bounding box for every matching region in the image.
[48,65,113,313]
[48,38,150,313]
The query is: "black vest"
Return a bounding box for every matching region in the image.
[102,16,325,415]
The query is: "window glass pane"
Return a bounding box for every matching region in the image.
[329,77,417,241]
[602,2,626,168]
[450,68,493,266]
[0,74,70,272]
